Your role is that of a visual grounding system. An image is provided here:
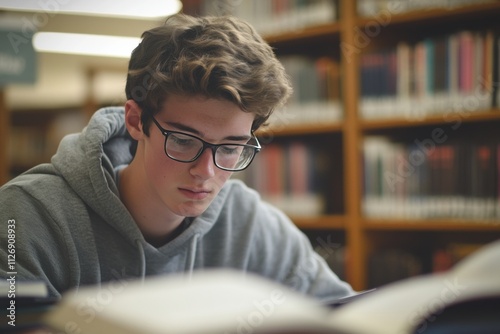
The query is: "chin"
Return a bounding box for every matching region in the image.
[175,202,210,218]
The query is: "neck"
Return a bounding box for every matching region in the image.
[118,162,184,244]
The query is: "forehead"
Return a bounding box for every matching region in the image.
[157,94,255,139]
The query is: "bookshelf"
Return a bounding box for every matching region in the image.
[190,0,500,290]
[7,107,88,179]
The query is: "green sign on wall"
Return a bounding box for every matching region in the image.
[0,18,37,86]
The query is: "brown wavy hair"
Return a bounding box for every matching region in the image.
[125,13,292,135]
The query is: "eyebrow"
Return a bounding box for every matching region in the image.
[164,121,252,142]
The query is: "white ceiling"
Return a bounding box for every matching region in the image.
[2,10,168,110]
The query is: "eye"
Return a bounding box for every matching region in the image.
[219,145,242,155]
[170,133,197,147]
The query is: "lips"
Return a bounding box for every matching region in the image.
[179,187,211,200]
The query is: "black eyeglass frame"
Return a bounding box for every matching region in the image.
[151,116,261,171]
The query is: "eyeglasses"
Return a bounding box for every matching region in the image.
[151,117,261,171]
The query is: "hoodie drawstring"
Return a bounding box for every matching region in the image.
[186,233,200,280]
[136,239,146,283]
[135,234,198,282]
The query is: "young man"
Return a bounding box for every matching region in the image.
[0,14,353,299]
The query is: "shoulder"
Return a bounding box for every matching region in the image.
[217,179,301,236]
[221,178,260,201]
[0,168,84,225]
[2,166,72,201]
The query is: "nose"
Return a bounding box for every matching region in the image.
[189,147,216,179]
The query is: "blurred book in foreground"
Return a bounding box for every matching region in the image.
[25,240,500,333]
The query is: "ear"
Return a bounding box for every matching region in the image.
[124,99,144,140]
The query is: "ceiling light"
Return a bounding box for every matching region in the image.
[33,32,141,58]
[0,0,182,19]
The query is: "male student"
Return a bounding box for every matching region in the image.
[0,14,353,299]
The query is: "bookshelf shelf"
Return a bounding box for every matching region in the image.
[293,214,345,230]
[363,219,500,231]
[258,122,343,137]
[360,109,500,130]
[264,22,342,46]
[356,2,500,28]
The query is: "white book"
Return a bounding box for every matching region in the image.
[327,239,500,334]
[43,240,500,334]
[44,270,336,334]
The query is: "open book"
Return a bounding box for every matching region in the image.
[327,239,500,334]
[42,239,500,334]
[44,270,338,334]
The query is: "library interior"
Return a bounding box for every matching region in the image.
[1,0,500,333]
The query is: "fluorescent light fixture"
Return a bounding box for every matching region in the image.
[0,0,182,19]
[33,32,141,58]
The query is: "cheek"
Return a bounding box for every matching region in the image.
[143,139,175,181]
[212,171,233,189]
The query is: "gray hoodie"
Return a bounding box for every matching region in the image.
[0,107,353,299]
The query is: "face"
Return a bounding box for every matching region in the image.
[135,94,255,218]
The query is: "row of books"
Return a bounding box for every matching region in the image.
[234,141,330,216]
[360,29,498,119]
[8,111,87,175]
[362,136,500,219]
[268,56,342,129]
[367,242,483,288]
[8,125,48,166]
[357,0,497,17]
[200,0,337,36]
[313,237,481,289]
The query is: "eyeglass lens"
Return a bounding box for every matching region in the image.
[166,132,254,170]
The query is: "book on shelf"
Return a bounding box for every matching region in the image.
[267,55,342,128]
[357,0,498,17]
[362,136,500,220]
[496,34,500,107]
[234,141,329,216]
[38,240,500,334]
[367,249,423,288]
[432,242,484,272]
[200,0,337,36]
[359,29,498,120]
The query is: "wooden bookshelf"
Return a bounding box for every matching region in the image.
[196,0,500,290]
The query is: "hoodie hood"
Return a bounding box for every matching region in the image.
[51,107,142,240]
